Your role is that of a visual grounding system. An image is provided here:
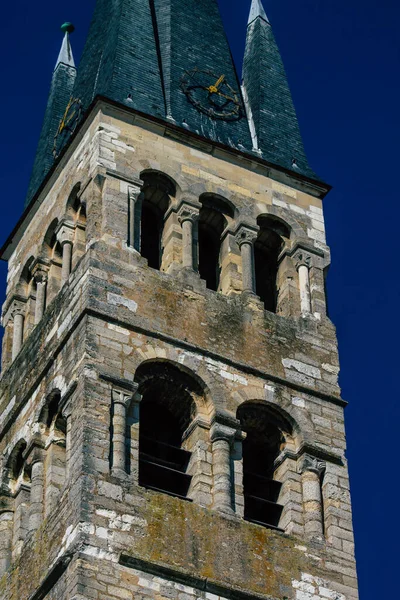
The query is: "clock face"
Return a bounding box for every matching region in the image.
[181,68,243,120]
[53,98,83,158]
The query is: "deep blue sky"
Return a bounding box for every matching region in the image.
[1,1,399,597]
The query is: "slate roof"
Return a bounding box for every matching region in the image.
[242,1,317,178]
[25,0,320,206]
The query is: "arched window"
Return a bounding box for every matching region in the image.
[198,195,233,291]
[139,172,174,270]
[39,391,67,515]
[65,183,86,269]
[237,403,292,530]
[134,362,202,500]
[42,219,62,304]
[7,440,28,492]
[17,257,35,340]
[254,216,290,313]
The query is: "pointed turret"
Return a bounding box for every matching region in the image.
[242,0,316,177]
[26,23,77,205]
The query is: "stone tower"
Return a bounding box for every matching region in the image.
[0,1,359,599]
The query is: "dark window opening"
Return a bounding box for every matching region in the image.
[198,224,220,291]
[238,404,290,530]
[139,172,173,271]
[255,217,290,313]
[198,203,227,291]
[137,364,200,500]
[141,203,163,270]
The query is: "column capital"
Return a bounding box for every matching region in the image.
[9,299,26,320]
[210,423,237,445]
[32,260,49,284]
[177,201,200,225]
[294,250,313,271]
[24,438,46,468]
[56,220,76,246]
[128,185,144,203]
[298,453,326,476]
[235,224,258,248]
[112,383,141,408]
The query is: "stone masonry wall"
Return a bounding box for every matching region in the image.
[0,102,358,600]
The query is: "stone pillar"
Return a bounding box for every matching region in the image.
[235,225,258,294]
[112,385,141,479]
[299,454,326,539]
[128,187,143,251]
[12,310,25,361]
[56,221,76,284]
[295,252,312,316]
[210,423,236,514]
[178,202,200,270]
[0,499,14,577]
[26,445,46,534]
[33,267,49,325]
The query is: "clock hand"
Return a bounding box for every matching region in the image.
[207,74,225,94]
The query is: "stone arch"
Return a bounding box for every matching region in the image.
[16,257,35,298]
[134,358,212,418]
[65,183,83,219]
[133,359,212,500]
[255,205,307,242]
[4,439,28,489]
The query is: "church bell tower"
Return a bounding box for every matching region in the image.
[0,1,359,599]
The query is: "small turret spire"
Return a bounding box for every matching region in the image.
[56,22,75,69]
[26,24,77,206]
[248,0,269,25]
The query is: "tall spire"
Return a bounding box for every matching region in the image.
[242,1,316,178]
[26,24,77,206]
[56,22,75,68]
[248,0,269,25]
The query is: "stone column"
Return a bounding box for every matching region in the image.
[128,187,143,251]
[112,385,141,478]
[235,225,258,294]
[299,454,326,539]
[0,498,14,577]
[12,484,30,558]
[26,445,46,534]
[56,221,76,284]
[178,203,200,270]
[33,267,49,325]
[295,252,312,316]
[9,301,26,361]
[210,423,236,514]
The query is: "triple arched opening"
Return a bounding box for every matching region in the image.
[133,171,293,314]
